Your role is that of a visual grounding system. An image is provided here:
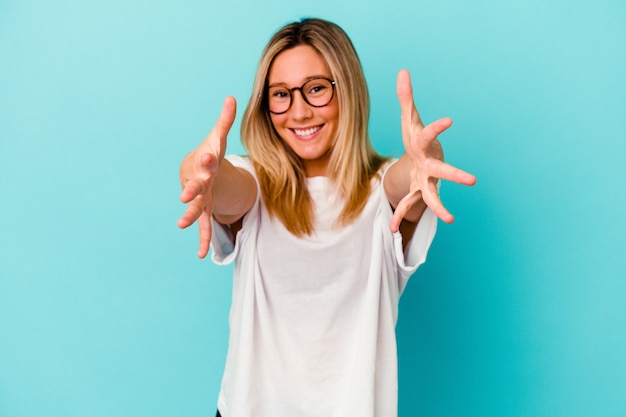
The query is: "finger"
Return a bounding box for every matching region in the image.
[396,69,424,128]
[422,183,454,224]
[429,160,477,186]
[177,195,205,229]
[420,117,453,145]
[389,213,402,233]
[389,191,423,233]
[199,152,220,170]
[197,212,211,259]
[180,177,208,203]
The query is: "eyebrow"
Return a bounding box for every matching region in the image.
[267,75,330,88]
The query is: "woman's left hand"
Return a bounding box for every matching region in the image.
[390,69,476,232]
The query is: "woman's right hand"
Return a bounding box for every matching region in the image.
[177,96,237,258]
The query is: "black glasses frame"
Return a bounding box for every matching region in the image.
[267,77,336,115]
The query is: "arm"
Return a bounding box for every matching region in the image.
[177,97,257,258]
[384,70,476,247]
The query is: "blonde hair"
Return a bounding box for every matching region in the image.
[241,18,386,236]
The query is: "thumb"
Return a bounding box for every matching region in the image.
[214,96,237,140]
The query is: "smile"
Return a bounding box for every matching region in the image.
[292,125,323,138]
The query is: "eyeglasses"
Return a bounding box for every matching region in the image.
[267,77,336,115]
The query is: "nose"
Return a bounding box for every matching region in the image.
[289,89,313,120]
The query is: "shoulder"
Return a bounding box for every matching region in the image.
[373,158,399,188]
[379,158,399,175]
[225,154,259,183]
[225,154,253,171]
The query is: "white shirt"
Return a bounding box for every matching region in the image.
[211,155,437,417]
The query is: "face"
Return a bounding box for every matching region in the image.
[268,45,339,177]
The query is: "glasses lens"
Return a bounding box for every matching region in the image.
[303,78,333,107]
[268,86,290,114]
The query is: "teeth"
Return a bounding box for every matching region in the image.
[293,126,321,137]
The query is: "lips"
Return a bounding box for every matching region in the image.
[291,125,323,138]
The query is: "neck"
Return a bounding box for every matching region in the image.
[303,153,330,177]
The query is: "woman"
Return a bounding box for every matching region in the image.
[178,18,475,417]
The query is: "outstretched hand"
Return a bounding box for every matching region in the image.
[390,70,476,232]
[177,96,237,258]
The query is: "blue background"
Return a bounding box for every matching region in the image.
[1,0,625,416]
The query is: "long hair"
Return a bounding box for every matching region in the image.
[241,18,386,236]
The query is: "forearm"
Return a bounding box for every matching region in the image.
[212,159,257,224]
